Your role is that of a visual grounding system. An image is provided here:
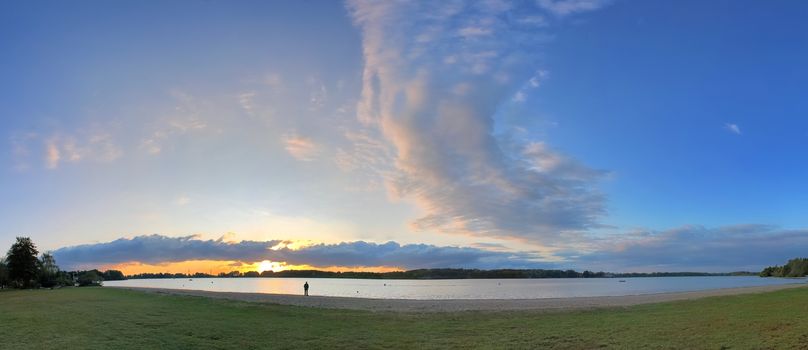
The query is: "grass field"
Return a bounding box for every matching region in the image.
[2,287,808,349]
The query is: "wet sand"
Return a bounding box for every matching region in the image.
[110,283,806,313]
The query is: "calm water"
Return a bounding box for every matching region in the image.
[104,276,804,300]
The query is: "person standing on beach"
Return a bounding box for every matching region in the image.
[304,281,309,296]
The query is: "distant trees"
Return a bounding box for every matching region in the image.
[128,268,613,280]
[128,272,212,279]
[760,258,808,277]
[125,268,747,280]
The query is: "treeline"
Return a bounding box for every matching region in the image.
[128,268,606,279]
[129,272,219,279]
[760,258,808,277]
[612,271,755,278]
[127,268,756,280]
[0,237,124,289]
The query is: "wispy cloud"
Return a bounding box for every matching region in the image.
[512,70,548,103]
[45,139,61,169]
[52,234,545,271]
[18,130,124,170]
[347,0,608,242]
[307,78,328,111]
[9,132,37,171]
[458,25,493,38]
[175,195,191,206]
[334,129,394,191]
[282,132,320,161]
[724,123,742,135]
[263,73,283,90]
[237,91,257,116]
[517,15,549,27]
[537,0,612,17]
[140,90,209,155]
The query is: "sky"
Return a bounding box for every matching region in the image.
[2,0,807,274]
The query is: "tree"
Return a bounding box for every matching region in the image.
[6,237,40,288]
[38,252,60,288]
[760,258,808,277]
[77,270,103,286]
[102,270,125,281]
[0,259,9,288]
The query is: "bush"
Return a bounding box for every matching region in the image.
[77,270,103,286]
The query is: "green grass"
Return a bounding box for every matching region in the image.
[2,287,808,349]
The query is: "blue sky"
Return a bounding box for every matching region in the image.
[1,0,807,273]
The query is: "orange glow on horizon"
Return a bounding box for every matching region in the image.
[103,260,403,276]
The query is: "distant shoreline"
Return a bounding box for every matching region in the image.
[122,268,759,281]
[110,283,807,312]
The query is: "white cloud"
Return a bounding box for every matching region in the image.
[238,91,257,116]
[512,91,526,102]
[529,70,548,87]
[518,15,549,27]
[347,0,608,242]
[458,26,492,38]
[537,0,611,17]
[140,137,162,155]
[510,70,548,105]
[724,123,741,135]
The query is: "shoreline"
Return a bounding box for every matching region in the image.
[110,283,806,312]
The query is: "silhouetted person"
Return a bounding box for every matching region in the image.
[304,281,309,296]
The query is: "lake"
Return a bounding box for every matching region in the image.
[104,276,804,300]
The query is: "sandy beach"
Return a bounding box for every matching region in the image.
[111,283,807,312]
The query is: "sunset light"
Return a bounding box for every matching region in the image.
[256,260,284,273]
[3,0,808,348]
[5,0,806,277]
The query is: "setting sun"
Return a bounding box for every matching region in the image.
[257,260,285,273]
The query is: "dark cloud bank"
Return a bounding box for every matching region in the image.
[53,225,808,272]
[52,235,544,271]
[573,225,808,272]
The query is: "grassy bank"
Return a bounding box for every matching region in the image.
[2,287,808,349]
